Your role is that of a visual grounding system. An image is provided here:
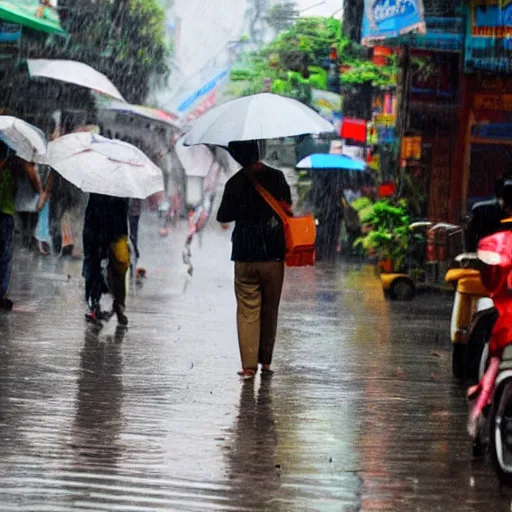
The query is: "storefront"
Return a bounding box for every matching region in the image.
[450,0,512,218]
[362,0,465,221]
[453,75,512,215]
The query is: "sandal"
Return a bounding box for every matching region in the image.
[261,366,274,376]
[237,369,256,380]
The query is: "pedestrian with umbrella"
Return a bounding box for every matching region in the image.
[296,153,369,261]
[0,116,46,311]
[184,93,333,378]
[46,132,164,325]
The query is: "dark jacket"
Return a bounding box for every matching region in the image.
[217,165,292,262]
[83,194,129,251]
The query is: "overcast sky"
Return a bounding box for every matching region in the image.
[297,0,343,18]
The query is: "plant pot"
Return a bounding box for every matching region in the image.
[378,259,393,273]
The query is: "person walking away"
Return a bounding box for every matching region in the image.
[0,141,42,310]
[83,194,130,325]
[217,140,292,379]
[39,114,91,258]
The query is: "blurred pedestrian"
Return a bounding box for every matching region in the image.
[39,114,94,258]
[83,193,130,326]
[15,168,40,249]
[0,141,42,310]
[217,140,292,379]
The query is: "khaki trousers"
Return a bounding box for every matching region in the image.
[235,261,285,371]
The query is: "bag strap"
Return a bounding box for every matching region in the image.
[245,167,289,225]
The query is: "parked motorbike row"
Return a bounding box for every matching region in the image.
[446,219,512,485]
[384,218,512,485]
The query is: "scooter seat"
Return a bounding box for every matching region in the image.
[445,268,480,284]
[457,276,488,297]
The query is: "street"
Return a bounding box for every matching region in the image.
[0,218,510,512]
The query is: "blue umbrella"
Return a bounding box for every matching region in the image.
[296,153,367,171]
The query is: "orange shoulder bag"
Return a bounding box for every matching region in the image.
[247,170,316,267]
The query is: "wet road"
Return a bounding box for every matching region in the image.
[1,219,511,512]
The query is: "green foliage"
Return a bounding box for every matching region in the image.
[229,16,396,101]
[24,0,170,104]
[351,196,373,212]
[229,17,347,102]
[355,200,411,270]
[341,59,396,87]
[267,17,347,67]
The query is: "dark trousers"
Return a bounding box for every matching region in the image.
[0,213,14,299]
[83,235,128,311]
[234,261,285,370]
[129,215,140,258]
[83,245,107,309]
[17,212,38,249]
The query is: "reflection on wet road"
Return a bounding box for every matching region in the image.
[0,221,511,511]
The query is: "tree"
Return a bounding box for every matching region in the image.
[229,17,395,103]
[265,2,299,33]
[22,0,170,104]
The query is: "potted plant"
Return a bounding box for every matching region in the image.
[355,200,411,273]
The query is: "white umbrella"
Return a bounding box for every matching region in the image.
[47,132,164,199]
[27,59,126,102]
[0,116,46,163]
[183,93,334,146]
[175,136,215,178]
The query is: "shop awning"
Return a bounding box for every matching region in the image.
[0,1,66,36]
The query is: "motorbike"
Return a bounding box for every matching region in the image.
[380,222,463,301]
[445,253,495,384]
[468,223,512,484]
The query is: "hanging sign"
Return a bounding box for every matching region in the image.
[466,0,512,72]
[362,0,426,46]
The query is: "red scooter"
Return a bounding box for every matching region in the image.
[468,223,512,484]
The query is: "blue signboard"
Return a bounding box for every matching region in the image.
[465,0,512,73]
[0,22,21,43]
[362,0,426,45]
[177,69,229,113]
